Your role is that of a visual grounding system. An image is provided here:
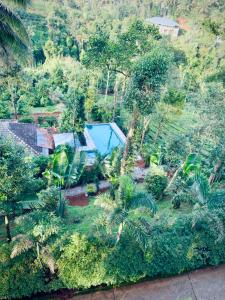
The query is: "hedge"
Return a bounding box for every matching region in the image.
[1,208,225,298]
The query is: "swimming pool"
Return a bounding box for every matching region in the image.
[85,123,125,156]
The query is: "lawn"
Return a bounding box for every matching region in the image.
[65,197,104,234]
[30,103,65,114]
[64,187,193,236]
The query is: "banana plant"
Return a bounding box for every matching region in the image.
[43,145,86,217]
[166,153,201,191]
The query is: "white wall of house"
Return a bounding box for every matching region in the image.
[158,25,179,38]
[42,147,49,156]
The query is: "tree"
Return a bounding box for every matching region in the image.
[83,20,161,77]
[0,138,36,242]
[43,145,85,218]
[95,175,156,246]
[60,87,86,139]
[0,0,30,65]
[11,211,61,275]
[120,46,172,174]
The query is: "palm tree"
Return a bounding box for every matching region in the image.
[0,0,30,64]
[11,211,60,275]
[95,175,156,248]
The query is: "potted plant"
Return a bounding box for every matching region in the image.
[86,183,97,196]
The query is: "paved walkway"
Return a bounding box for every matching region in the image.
[71,265,225,300]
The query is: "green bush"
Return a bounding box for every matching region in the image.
[57,208,225,289]
[23,178,46,194]
[172,193,196,209]
[0,244,62,299]
[18,116,34,123]
[37,186,60,212]
[45,116,58,127]
[86,183,97,196]
[32,155,49,178]
[172,195,181,209]
[144,174,168,200]
[58,234,110,288]
[38,116,45,125]
[1,208,225,298]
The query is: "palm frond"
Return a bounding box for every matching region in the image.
[94,193,116,211]
[33,222,60,243]
[0,20,28,58]
[41,247,56,274]
[0,3,29,42]
[108,208,127,225]
[18,200,45,210]
[66,151,86,187]
[6,0,30,7]
[53,149,68,177]
[126,219,150,251]
[193,173,210,203]
[11,234,34,258]
[130,191,157,214]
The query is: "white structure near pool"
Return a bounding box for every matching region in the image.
[49,123,126,165]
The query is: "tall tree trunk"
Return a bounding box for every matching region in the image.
[116,222,124,244]
[10,90,18,120]
[112,79,118,121]
[140,116,151,147]
[104,70,110,102]
[120,108,139,175]
[120,78,126,108]
[209,150,225,185]
[165,166,182,192]
[4,215,11,243]
[151,116,164,148]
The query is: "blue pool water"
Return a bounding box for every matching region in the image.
[86,124,124,156]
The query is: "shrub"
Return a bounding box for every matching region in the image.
[45,116,58,127]
[37,186,60,212]
[2,207,225,298]
[172,195,181,209]
[144,174,168,200]
[32,155,49,178]
[172,193,196,209]
[0,244,60,299]
[38,116,45,125]
[18,116,34,123]
[86,183,97,196]
[207,190,225,209]
[24,178,46,194]
[58,234,110,288]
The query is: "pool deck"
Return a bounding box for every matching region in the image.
[64,180,111,197]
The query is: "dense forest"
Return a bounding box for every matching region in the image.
[0,0,225,299]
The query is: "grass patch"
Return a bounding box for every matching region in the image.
[30,103,65,114]
[65,197,103,234]
[64,190,193,236]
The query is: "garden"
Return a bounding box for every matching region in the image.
[0,0,225,299]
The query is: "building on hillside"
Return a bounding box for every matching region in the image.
[0,120,55,156]
[146,16,180,38]
[0,120,146,168]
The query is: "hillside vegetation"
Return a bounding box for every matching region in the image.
[0,0,224,299]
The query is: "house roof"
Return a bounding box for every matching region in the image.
[9,122,42,154]
[37,128,55,149]
[0,120,57,155]
[147,17,179,28]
